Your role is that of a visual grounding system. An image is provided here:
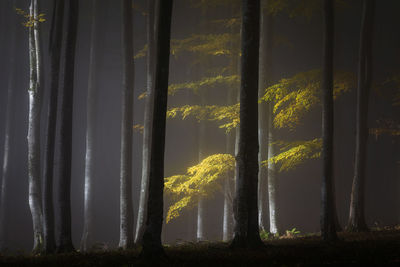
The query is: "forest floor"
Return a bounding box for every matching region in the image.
[1,226,400,266]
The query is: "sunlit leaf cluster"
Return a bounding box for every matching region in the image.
[262,138,322,172]
[167,103,240,132]
[370,118,400,139]
[15,8,46,27]
[168,75,239,95]
[262,69,355,130]
[165,154,235,222]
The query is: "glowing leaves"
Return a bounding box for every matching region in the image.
[262,69,355,130]
[164,154,235,223]
[167,103,240,132]
[15,8,46,27]
[262,138,322,172]
[168,75,239,95]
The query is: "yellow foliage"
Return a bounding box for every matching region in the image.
[262,69,355,130]
[167,103,240,132]
[168,75,239,95]
[165,154,235,222]
[262,138,322,172]
[15,8,46,27]
[133,124,144,133]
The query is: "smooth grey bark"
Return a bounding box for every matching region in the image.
[196,95,207,242]
[231,0,263,249]
[27,0,44,254]
[267,103,279,235]
[0,1,17,251]
[81,0,99,252]
[258,2,273,233]
[119,0,135,250]
[347,0,375,233]
[142,0,173,258]
[43,0,64,254]
[135,0,156,245]
[56,0,78,253]
[320,0,338,242]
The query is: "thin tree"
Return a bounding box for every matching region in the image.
[0,0,18,252]
[347,0,375,232]
[56,0,78,253]
[258,1,273,234]
[27,0,44,254]
[42,0,64,254]
[135,0,156,245]
[320,0,337,242]
[142,0,173,258]
[81,0,100,252]
[231,0,263,248]
[119,0,135,250]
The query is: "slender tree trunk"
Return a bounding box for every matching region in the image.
[43,0,64,254]
[267,103,279,235]
[347,0,375,233]
[119,0,135,250]
[0,1,17,251]
[320,0,337,242]
[27,0,44,254]
[231,0,262,249]
[258,1,273,233]
[56,0,78,253]
[81,0,99,252]
[135,0,156,245]
[142,0,173,258]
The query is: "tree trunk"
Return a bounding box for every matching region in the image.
[142,0,173,258]
[81,0,99,252]
[320,0,337,242]
[231,0,262,249]
[135,0,156,245]
[347,0,375,233]
[258,1,273,233]
[43,0,64,254]
[0,0,17,251]
[27,0,44,254]
[56,0,78,253]
[267,103,279,235]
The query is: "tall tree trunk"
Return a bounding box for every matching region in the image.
[135,0,156,245]
[267,103,279,235]
[142,0,173,258]
[81,0,99,252]
[27,0,44,254]
[321,0,337,242]
[0,0,17,251]
[119,0,135,250]
[347,0,375,233]
[258,1,273,233]
[196,95,207,242]
[231,0,262,249]
[56,0,78,253]
[43,0,64,254]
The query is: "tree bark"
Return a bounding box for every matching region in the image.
[56,0,78,253]
[119,0,135,250]
[27,0,44,254]
[43,0,64,254]
[142,0,173,258]
[321,0,338,242]
[258,1,273,233]
[0,0,17,251]
[81,0,99,252]
[135,0,156,245]
[347,0,375,233]
[231,0,263,249]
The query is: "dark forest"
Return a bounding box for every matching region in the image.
[0,0,399,265]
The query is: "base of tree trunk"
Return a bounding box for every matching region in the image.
[140,245,167,261]
[56,243,75,254]
[346,221,369,233]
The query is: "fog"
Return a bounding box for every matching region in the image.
[0,0,399,252]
